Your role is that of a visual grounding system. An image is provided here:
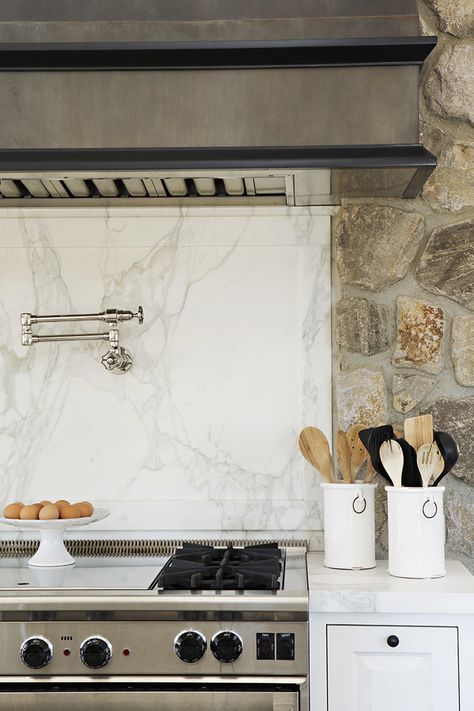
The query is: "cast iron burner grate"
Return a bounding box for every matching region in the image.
[151,542,283,591]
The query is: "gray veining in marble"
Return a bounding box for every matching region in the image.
[0,207,331,537]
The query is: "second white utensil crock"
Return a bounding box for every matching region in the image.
[385,486,445,578]
[321,482,376,570]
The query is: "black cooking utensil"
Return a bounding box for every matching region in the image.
[432,430,459,486]
[358,427,373,452]
[359,425,394,484]
[396,436,422,487]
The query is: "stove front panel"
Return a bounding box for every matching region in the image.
[0,687,302,711]
[0,620,308,676]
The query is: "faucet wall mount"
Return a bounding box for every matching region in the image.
[21,306,144,373]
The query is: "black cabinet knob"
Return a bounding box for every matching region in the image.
[387,635,400,648]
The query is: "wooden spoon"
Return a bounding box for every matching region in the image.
[417,443,440,487]
[346,423,367,480]
[429,440,445,484]
[363,457,376,484]
[298,427,335,483]
[379,439,404,487]
[404,414,433,451]
[336,430,352,483]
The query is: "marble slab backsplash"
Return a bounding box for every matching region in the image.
[0,207,331,547]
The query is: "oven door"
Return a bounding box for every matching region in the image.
[0,680,303,711]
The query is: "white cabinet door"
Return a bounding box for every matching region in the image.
[327,625,459,711]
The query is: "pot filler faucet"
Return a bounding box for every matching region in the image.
[21,307,144,373]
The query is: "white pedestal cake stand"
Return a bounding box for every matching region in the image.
[0,508,109,567]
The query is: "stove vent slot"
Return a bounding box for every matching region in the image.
[21,179,50,198]
[92,178,119,197]
[122,178,147,197]
[0,537,308,558]
[194,177,216,196]
[0,178,22,197]
[142,178,167,197]
[63,178,90,197]
[223,178,245,196]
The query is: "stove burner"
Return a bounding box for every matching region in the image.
[152,543,283,591]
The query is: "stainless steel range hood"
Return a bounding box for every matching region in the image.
[0,1,436,207]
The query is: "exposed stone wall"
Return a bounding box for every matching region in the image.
[333,0,474,570]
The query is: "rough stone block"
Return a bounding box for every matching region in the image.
[441,141,474,169]
[392,296,444,374]
[422,167,474,211]
[425,0,474,39]
[425,398,474,485]
[335,298,388,355]
[416,221,474,310]
[335,204,425,292]
[392,373,437,414]
[336,367,387,431]
[424,41,474,126]
[374,483,388,558]
[445,490,474,559]
[452,315,474,386]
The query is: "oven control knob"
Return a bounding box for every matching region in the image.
[211,630,243,663]
[174,630,207,663]
[20,636,53,669]
[80,636,112,669]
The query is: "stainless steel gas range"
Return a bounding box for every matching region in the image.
[0,540,309,710]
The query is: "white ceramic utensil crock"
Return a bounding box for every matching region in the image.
[385,486,445,578]
[321,482,376,570]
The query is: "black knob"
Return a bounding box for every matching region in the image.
[211,630,243,663]
[80,636,112,669]
[20,637,53,669]
[387,635,400,648]
[174,630,207,663]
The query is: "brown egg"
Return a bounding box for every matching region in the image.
[69,504,83,518]
[55,499,70,507]
[76,501,94,518]
[31,504,43,512]
[55,502,70,516]
[19,505,40,520]
[59,503,82,519]
[39,500,52,506]
[3,503,24,519]
[39,504,60,520]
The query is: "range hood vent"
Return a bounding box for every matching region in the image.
[0,145,435,207]
[0,1,436,207]
[0,172,286,205]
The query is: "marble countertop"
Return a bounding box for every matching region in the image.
[307,552,474,614]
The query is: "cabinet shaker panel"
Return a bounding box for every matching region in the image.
[327,625,459,711]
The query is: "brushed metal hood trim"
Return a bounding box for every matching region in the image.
[0,37,436,71]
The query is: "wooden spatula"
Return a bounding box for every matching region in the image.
[404,414,433,451]
[298,427,335,483]
[346,423,367,480]
[336,430,352,483]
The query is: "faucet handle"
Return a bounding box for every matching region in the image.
[104,306,144,324]
[101,347,133,373]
